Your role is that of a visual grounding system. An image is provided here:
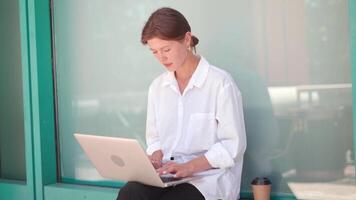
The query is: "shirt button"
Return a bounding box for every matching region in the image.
[178,101,183,107]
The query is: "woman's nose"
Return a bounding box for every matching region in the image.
[160,53,167,62]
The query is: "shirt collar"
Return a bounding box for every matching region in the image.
[162,56,210,88]
[191,56,210,88]
[162,71,176,87]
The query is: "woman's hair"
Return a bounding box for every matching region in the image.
[141,7,199,49]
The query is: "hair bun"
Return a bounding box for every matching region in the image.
[191,35,199,47]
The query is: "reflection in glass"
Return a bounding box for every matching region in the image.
[53,0,354,198]
[0,0,26,181]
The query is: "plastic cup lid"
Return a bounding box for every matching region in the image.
[251,177,272,185]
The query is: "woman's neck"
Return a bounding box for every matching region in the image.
[175,53,200,81]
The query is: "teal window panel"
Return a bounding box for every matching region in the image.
[0,0,26,182]
[52,1,354,199]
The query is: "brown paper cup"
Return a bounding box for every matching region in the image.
[251,177,271,200]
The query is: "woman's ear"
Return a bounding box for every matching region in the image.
[184,32,192,49]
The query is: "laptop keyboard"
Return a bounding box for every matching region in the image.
[160,176,182,183]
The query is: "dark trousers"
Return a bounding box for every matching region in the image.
[116,181,205,200]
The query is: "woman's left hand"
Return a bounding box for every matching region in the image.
[157,162,194,178]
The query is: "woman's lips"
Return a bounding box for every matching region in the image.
[164,63,173,67]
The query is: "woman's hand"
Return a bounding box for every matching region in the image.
[148,150,163,169]
[157,162,194,178]
[157,156,212,178]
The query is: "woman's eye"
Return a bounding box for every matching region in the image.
[163,49,170,52]
[152,51,158,54]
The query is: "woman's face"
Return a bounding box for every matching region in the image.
[147,34,190,72]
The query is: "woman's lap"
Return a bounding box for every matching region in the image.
[116,181,205,200]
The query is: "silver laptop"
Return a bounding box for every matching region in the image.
[74,133,196,187]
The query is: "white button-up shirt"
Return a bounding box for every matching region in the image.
[145,56,247,200]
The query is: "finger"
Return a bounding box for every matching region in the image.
[156,167,163,174]
[175,170,188,178]
[166,165,178,174]
[178,169,191,178]
[174,171,183,178]
[157,165,170,175]
[156,160,163,167]
[151,160,157,168]
[153,163,161,169]
[156,167,165,175]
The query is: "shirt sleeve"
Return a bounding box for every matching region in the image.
[145,86,161,155]
[204,82,247,169]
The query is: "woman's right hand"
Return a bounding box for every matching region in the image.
[148,150,163,169]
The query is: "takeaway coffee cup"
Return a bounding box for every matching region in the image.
[251,177,271,200]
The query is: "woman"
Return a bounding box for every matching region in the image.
[117,7,246,200]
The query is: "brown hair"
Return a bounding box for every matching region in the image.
[141,7,199,50]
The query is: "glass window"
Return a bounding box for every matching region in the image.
[53,0,355,197]
[0,0,26,181]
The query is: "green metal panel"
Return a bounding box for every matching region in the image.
[19,0,36,197]
[351,0,356,168]
[0,182,30,199]
[0,0,56,199]
[0,0,58,199]
[26,0,57,200]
